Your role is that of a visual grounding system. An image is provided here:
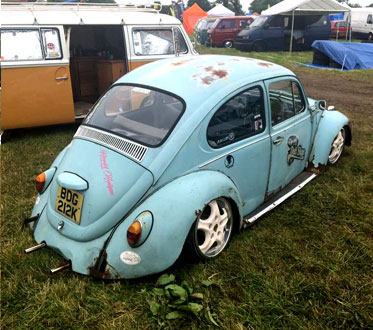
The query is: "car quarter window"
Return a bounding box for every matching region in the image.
[207,86,265,148]
[269,79,305,126]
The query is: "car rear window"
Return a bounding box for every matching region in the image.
[84,85,185,147]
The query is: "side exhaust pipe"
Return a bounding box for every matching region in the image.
[24,242,46,254]
[50,261,71,275]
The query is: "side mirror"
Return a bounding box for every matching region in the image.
[316,100,326,110]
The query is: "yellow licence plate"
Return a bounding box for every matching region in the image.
[55,187,84,224]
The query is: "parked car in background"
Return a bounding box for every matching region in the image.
[235,14,331,52]
[207,16,254,48]
[330,20,349,38]
[194,17,217,45]
[25,55,351,279]
[351,8,373,40]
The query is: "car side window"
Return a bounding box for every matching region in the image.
[367,14,373,24]
[269,80,306,126]
[207,86,266,148]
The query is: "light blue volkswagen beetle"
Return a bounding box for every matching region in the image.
[25,55,351,279]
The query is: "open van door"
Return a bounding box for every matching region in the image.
[1,26,74,130]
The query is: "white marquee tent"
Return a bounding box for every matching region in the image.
[262,0,350,16]
[207,4,234,17]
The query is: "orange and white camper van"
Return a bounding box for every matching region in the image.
[1,2,196,131]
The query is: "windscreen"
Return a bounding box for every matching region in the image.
[84,85,185,147]
[250,16,268,28]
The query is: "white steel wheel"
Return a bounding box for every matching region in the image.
[185,198,233,260]
[328,128,346,164]
[224,40,233,48]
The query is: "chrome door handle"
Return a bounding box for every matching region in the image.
[56,76,68,81]
[273,136,284,145]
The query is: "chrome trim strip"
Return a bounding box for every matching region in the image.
[2,61,70,69]
[245,173,317,224]
[74,126,148,163]
[199,136,269,169]
[271,115,311,136]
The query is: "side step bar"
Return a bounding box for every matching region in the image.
[243,172,317,228]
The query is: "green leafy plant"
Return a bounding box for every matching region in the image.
[146,274,220,326]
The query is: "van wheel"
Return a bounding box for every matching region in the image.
[368,33,373,41]
[184,198,233,261]
[223,40,233,48]
[252,41,266,52]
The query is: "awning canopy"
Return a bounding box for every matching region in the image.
[262,0,350,16]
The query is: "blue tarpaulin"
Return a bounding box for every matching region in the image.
[312,41,373,70]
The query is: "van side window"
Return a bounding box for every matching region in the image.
[41,29,62,59]
[218,20,235,30]
[1,28,62,61]
[207,86,266,148]
[269,80,305,126]
[133,29,175,55]
[239,20,250,28]
[268,16,284,28]
[367,15,373,24]
[1,29,43,61]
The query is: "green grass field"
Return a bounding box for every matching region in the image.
[1,47,373,329]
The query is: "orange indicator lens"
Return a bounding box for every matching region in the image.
[35,172,46,193]
[127,220,142,247]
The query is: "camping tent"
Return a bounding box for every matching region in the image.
[207,4,234,17]
[261,0,350,52]
[183,3,207,34]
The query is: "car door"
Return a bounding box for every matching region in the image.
[265,77,312,196]
[1,26,75,130]
[203,83,271,215]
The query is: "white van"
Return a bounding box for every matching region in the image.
[350,8,373,40]
[0,2,196,131]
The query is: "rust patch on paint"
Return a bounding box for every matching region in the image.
[202,76,214,85]
[212,70,228,78]
[257,62,273,68]
[205,66,213,72]
[307,163,326,174]
[171,59,193,66]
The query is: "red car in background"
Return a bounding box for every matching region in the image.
[331,20,349,38]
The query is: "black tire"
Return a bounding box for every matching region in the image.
[183,198,234,261]
[368,33,373,41]
[252,41,266,52]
